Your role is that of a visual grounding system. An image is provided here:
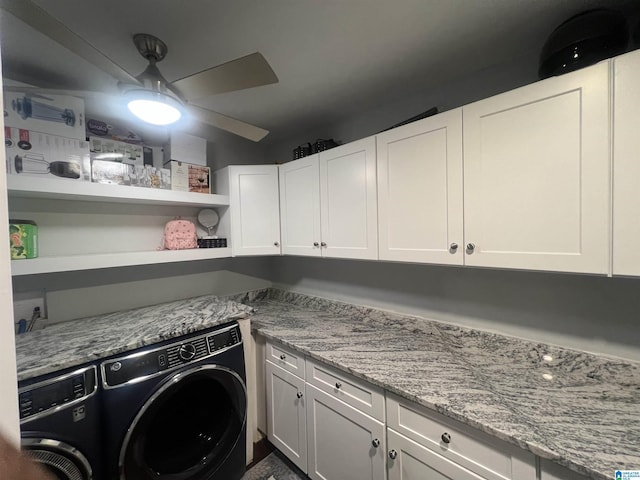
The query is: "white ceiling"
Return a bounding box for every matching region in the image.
[0,0,637,145]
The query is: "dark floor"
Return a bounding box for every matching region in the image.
[242,450,307,480]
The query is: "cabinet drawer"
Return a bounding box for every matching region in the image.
[266,340,305,378]
[306,358,385,421]
[539,459,588,480]
[386,393,535,480]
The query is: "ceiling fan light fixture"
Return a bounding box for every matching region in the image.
[125,89,184,126]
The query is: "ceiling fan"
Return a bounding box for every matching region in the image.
[0,0,279,141]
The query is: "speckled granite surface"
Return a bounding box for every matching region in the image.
[14,288,640,480]
[15,295,253,381]
[232,289,640,480]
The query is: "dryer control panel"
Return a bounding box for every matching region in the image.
[18,366,97,421]
[101,323,242,388]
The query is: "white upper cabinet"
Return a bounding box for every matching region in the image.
[613,50,640,276]
[463,61,610,274]
[216,165,281,256]
[319,137,378,260]
[279,137,378,260]
[377,109,464,265]
[279,155,322,257]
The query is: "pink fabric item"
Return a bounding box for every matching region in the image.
[163,219,198,250]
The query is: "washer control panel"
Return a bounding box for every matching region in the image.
[18,366,96,421]
[101,323,242,388]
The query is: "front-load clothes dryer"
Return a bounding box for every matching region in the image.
[100,321,246,480]
[19,364,102,480]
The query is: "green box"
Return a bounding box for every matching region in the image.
[9,220,38,259]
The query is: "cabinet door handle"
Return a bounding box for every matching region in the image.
[280,354,286,360]
[441,432,451,444]
[321,242,327,247]
[371,438,380,448]
[313,242,320,247]
[388,449,397,460]
[274,241,280,247]
[296,391,303,399]
[450,242,458,252]
[466,243,475,253]
[335,382,342,389]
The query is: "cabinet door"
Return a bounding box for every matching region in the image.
[319,137,378,260]
[266,361,307,471]
[228,165,281,256]
[463,61,610,274]
[279,156,322,256]
[377,109,463,265]
[613,50,640,276]
[306,384,385,480]
[539,459,589,480]
[387,428,486,480]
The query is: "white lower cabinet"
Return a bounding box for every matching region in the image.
[386,394,536,480]
[538,459,588,480]
[265,360,307,471]
[306,383,385,480]
[387,428,485,480]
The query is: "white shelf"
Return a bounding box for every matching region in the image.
[7,176,229,207]
[10,248,232,276]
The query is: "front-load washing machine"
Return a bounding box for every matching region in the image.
[19,363,103,480]
[100,321,246,480]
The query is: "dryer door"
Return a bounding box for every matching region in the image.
[120,365,246,480]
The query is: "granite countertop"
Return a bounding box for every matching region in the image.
[232,289,640,480]
[14,288,640,479]
[15,295,253,381]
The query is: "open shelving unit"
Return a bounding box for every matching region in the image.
[8,176,232,275]
[7,176,229,207]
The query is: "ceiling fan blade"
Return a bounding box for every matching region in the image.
[172,52,278,101]
[0,0,140,86]
[187,105,269,142]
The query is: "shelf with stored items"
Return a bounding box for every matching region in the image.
[7,176,231,276]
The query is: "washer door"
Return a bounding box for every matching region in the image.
[120,365,246,480]
[22,438,92,480]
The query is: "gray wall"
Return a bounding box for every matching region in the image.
[269,256,640,362]
[266,53,538,164]
[13,257,273,323]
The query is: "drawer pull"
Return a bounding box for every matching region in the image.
[280,354,286,360]
[335,382,342,389]
[296,391,303,399]
[371,438,380,448]
[388,449,397,460]
[441,432,451,444]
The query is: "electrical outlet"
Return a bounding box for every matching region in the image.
[13,291,46,334]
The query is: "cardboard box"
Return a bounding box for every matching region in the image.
[89,136,144,166]
[166,132,207,166]
[131,165,171,189]
[3,92,86,140]
[9,220,38,259]
[5,128,90,181]
[165,161,210,193]
[91,160,134,185]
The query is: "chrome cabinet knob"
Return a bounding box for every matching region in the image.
[371,438,380,448]
[450,242,458,251]
[274,241,280,246]
[441,432,451,444]
[313,242,319,247]
[321,242,327,247]
[388,449,397,460]
[335,382,342,389]
[466,243,475,253]
[296,391,303,399]
[280,354,286,360]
